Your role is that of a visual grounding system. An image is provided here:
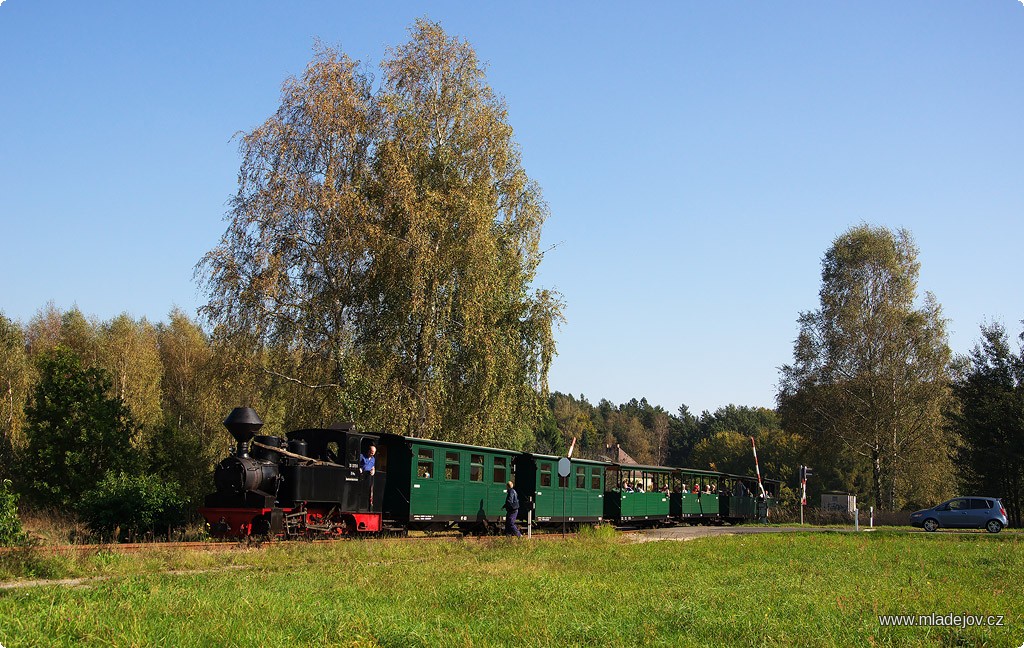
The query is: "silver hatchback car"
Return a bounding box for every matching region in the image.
[910,497,1008,533]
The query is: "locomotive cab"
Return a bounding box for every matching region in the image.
[282,425,386,514]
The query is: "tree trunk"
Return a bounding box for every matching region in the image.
[872,448,884,511]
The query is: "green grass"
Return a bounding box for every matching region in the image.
[1,531,1022,646]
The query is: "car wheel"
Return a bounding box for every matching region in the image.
[923,518,939,532]
[986,520,1003,534]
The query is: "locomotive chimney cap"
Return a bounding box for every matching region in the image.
[223,407,264,443]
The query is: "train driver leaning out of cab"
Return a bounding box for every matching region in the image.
[359,444,377,505]
[359,445,376,476]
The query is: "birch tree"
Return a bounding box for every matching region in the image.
[200,20,561,446]
[778,225,954,510]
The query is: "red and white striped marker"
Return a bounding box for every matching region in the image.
[750,436,767,499]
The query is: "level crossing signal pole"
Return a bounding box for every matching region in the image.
[799,465,813,525]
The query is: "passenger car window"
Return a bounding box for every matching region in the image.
[417,448,434,479]
[970,499,991,509]
[445,451,460,480]
[576,466,585,489]
[948,499,968,511]
[470,454,484,482]
[493,457,507,483]
[591,469,601,491]
[540,463,552,487]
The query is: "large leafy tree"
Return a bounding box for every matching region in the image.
[98,314,163,430]
[549,393,598,456]
[22,347,139,508]
[778,225,954,510]
[200,20,561,447]
[149,310,232,502]
[0,315,30,479]
[950,322,1024,527]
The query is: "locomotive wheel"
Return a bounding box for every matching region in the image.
[251,516,272,537]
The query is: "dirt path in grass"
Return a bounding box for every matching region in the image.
[0,565,250,591]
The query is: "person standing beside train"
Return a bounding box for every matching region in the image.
[502,481,522,537]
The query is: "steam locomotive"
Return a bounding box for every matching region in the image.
[200,407,384,537]
[199,407,780,538]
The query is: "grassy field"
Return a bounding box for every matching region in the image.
[0,528,1021,647]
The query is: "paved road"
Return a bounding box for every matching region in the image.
[632,524,1019,542]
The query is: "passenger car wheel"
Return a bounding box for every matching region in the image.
[986,520,1003,534]
[923,518,939,532]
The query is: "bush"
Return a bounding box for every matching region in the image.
[79,472,186,542]
[23,347,140,509]
[0,478,27,546]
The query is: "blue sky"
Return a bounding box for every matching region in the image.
[1,2,1021,415]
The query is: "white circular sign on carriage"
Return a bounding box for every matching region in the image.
[557,457,571,478]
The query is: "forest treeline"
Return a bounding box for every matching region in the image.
[2,300,1021,530]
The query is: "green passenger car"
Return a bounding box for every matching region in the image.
[513,455,607,527]
[714,474,783,523]
[718,474,760,522]
[604,464,673,525]
[381,435,518,533]
[672,469,723,521]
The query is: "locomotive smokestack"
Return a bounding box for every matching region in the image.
[224,407,263,458]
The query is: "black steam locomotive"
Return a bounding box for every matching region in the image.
[200,407,385,537]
